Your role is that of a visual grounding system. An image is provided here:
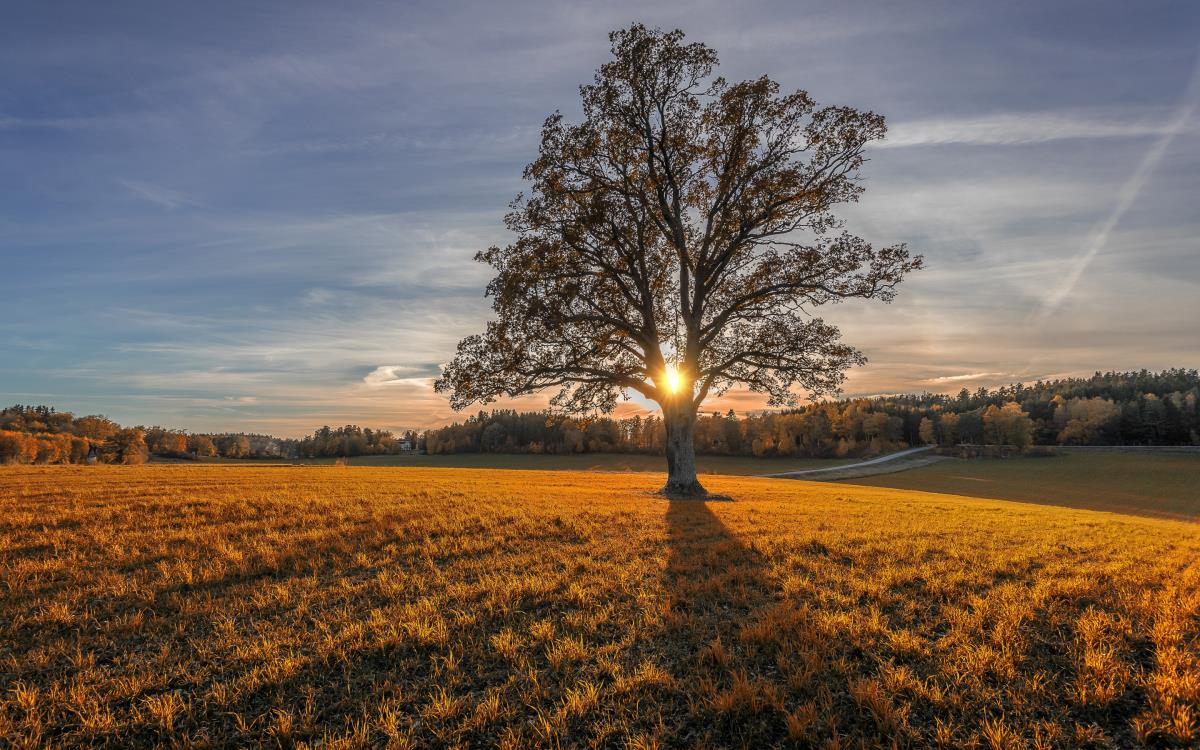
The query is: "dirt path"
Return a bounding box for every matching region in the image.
[758,445,939,480]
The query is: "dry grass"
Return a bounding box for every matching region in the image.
[1,465,1197,748]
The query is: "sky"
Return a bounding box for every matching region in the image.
[2,1,1198,436]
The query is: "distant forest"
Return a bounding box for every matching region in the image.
[2,370,1197,464]
[426,370,1200,458]
[0,409,419,465]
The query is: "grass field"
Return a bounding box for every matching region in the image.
[204,452,849,475]
[2,466,1198,748]
[838,452,1200,520]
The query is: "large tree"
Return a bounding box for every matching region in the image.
[436,25,921,496]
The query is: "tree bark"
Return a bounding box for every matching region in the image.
[662,398,706,497]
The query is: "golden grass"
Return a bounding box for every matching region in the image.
[1,465,1197,748]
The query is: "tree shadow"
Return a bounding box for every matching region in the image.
[660,498,783,744]
[663,498,773,634]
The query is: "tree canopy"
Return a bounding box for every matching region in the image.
[436,24,920,493]
[438,24,919,415]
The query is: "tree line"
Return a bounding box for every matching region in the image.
[0,406,416,464]
[3,370,1197,465]
[425,370,1200,458]
[295,425,419,458]
[1,407,149,465]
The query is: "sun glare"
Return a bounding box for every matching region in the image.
[665,365,683,394]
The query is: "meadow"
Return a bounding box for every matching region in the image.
[840,451,1200,520]
[1,465,1198,748]
[206,449,1200,521]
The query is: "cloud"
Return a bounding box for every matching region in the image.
[0,113,155,131]
[881,110,1198,148]
[0,115,98,130]
[363,365,436,388]
[846,176,1111,238]
[1034,54,1200,323]
[117,179,197,210]
[922,372,1008,384]
[240,124,537,158]
[302,288,336,306]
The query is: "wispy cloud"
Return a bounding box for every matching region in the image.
[922,372,1008,384]
[1,115,97,130]
[363,365,435,389]
[240,124,537,158]
[882,110,1197,148]
[1035,54,1200,323]
[117,179,198,210]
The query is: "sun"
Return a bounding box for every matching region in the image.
[664,365,683,394]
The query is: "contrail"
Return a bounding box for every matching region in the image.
[1035,53,1200,324]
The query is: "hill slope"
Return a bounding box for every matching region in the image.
[1,466,1197,748]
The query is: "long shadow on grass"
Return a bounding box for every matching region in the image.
[661,498,782,744]
[663,499,774,638]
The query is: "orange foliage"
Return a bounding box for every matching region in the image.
[0,430,89,464]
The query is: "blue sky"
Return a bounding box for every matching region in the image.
[2,1,1198,435]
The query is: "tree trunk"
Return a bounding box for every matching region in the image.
[662,399,706,497]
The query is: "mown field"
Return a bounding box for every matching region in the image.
[209,449,1200,520]
[840,452,1200,520]
[1,466,1198,749]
